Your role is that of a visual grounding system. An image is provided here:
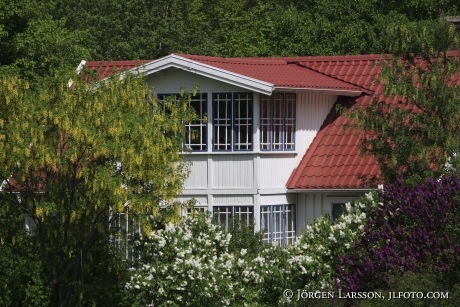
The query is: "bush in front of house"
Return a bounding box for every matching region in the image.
[123,214,295,306]
[337,174,460,293]
[284,191,379,298]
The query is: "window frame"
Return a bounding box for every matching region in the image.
[157,93,208,152]
[213,205,254,231]
[260,92,296,151]
[109,207,142,265]
[212,92,253,152]
[260,204,296,247]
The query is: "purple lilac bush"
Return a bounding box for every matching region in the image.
[337,174,460,292]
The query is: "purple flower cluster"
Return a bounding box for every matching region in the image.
[337,175,460,292]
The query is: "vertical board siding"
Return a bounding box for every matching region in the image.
[213,195,254,205]
[259,155,298,188]
[212,154,254,188]
[259,93,337,189]
[183,155,208,189]
[296,192,331,236]
[175,196,208,206]
[295,93,337,164]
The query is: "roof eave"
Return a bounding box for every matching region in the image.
[132,54,275,95]
[274,87,362,96]
[287,188,374,192]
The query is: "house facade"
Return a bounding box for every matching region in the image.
[82,53,383,246]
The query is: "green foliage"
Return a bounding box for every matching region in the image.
[0,72,192,306]
[0,199,50,306]
[350,20,460,183]
[357,272,460,307]
[285,192,378,296]
[3,0,460,75]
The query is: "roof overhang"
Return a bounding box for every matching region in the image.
[274,87,362,96]
[129,54,275,95]
[287,188,373,193]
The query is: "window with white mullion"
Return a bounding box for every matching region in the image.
[158,93,208,151]
[214,206,254,231]
[234,93,253,151]
[213,93,232,151]
[185,94,207,151]
[273,99,283,150]
[214,206,233,231]
[260,99,271,150]
[213,93,253,151]
[285,205,296,245]
[260,206,272,243]
[272,205,283,245]
[260,204,296,247]
[234,206,254,227]
[284,96,296,150]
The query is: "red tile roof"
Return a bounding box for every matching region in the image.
[78,52,460,190]
[176,54,364,93]
[294,54,384,92]
[286,97,382,189]
[81,60,152,79]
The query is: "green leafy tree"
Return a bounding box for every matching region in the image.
[0,71,193,306]
[350,20,460,183]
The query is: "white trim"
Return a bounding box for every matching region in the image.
[68,60,88,88]
[76,60,87,75]
[130,54,274,95]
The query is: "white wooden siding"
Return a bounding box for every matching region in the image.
[146,68,243,93]
[146,67,361,235]
[213,195,254,206]
[212,155,254,188]
[295,92,337,164]
[184,156,208,188]
[258,93,336,189]
[296,192,365,236]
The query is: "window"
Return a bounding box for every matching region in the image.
[158,93,208,151]
[109,208,142,265]
[260,204,296,247]
[182,206,208,217]
[260,93,296,151]
[213,206,254,231]
[213,93,253,151]
[332,203,346,221]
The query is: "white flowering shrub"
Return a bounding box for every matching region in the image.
[125,215,238,306]
[124,214,293,306]
[124,192,381,306]
[286,191,380,293]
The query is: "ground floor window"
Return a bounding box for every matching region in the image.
[213,206,254,231]
[260,204,296,247]
[332,203,346,221]
[109,208,142,265]
[182,206,208,217]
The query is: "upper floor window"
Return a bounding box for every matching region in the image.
[158,93,208,151]
[260,93,296,151]
[213,93,253,151]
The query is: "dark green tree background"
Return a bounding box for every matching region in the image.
[1,0,460,77]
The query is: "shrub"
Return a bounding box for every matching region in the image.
[337,174,460,292]
[286,192,378,294]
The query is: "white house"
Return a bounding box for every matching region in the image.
[81,53,383,247]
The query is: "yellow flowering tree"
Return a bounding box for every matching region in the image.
[0,71,193,306]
